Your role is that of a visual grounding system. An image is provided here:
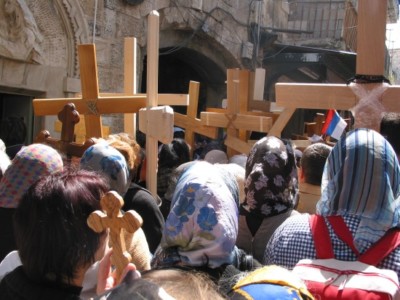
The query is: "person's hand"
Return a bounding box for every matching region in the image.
[96,249,140,295]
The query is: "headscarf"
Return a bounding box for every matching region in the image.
[0,144,63,208]
[80,142,130,196]
[241,136,298,218]
[317,128,400,250]
[154,161,239,268]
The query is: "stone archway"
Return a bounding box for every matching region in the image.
[141,47,227,114]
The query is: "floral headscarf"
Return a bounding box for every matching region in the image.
[317,128,400,250]
[0,144,63,208]
[241,136,298,218]
[153,161,239,268]
[80,142,130,196]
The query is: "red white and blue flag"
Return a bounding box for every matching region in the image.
[321,110,347,140]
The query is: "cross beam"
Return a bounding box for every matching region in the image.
[269,0,400,136]
[201,69,273,156]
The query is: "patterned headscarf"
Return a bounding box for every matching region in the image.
[0,144,63,208]
[80,142,130,196]
[317,128,400,250]
[153,161,239,268]
[241,136,298,218]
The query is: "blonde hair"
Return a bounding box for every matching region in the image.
[107,133,141,171]
[142,269,226,300]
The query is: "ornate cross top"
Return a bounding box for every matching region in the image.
[35,103,95,158]
[87,191,143,282]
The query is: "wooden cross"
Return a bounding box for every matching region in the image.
[174,81,218,158]
[269,0,400,137]
[35,103,95,157]
[87,191,143,283]
[200,69,274,157]
[138,11,174,197]
[33,39,188,140]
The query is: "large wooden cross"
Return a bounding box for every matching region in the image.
[139,11,174,197]
[200,69,275,157]
[33,39,188,140]
[268,0,400,137]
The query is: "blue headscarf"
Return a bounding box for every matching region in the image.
[317,128,400,250]
[80,142,131,196]
[154,161,239,268]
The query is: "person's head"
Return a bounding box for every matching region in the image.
[380,112,400,159]
[80,142,130,196]
[299,143,332,185]
[14,169,109,285]
[229,265,313,300]
[0,143,63,208]
[152,161,239,269]
[204,149,228,164]
[317,128,400,250]
[0,116,27,146]
[215,163,245,205]
[158,138,190,169]
[141,268,225,299]
[242,136,299,217]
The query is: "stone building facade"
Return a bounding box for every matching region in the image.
[0,0,398,141]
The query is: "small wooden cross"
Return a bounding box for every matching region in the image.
[269,0,400,136]
[174,81,218,158]
[87,191,143,283]
[35,103,95,158]
[200,69,274,157]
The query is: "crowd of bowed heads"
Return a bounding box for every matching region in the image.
[0,112,399,299]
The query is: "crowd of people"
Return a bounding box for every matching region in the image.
[0,112,399,299]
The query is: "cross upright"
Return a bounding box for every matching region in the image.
[268,0,400,137]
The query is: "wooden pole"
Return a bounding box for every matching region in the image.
[146,11,160,197]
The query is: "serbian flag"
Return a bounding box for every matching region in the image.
[321,110,347,140]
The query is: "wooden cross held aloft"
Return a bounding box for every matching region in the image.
[201,69,274,157]
[138,11,175,197]
[87,191,143,283]
[33,38,187,140]
[269,0,400,137]
[35,103,95,157]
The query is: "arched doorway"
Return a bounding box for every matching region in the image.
[141,47,226,115]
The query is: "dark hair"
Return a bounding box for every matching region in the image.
[0,116,27,146]
[300,143,332,185]
[380,112,400,156]
[14,169,109,284]
[158,138,190,169]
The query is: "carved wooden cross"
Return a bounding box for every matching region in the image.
[174,81,218,158]
[200,69,274,157]
[35,103,95,158]
[268,0,400,137]
[87,191,143,283]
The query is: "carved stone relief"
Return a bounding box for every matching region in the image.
[0,0,44,63]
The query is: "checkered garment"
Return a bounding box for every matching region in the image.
[264,129,400,279]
